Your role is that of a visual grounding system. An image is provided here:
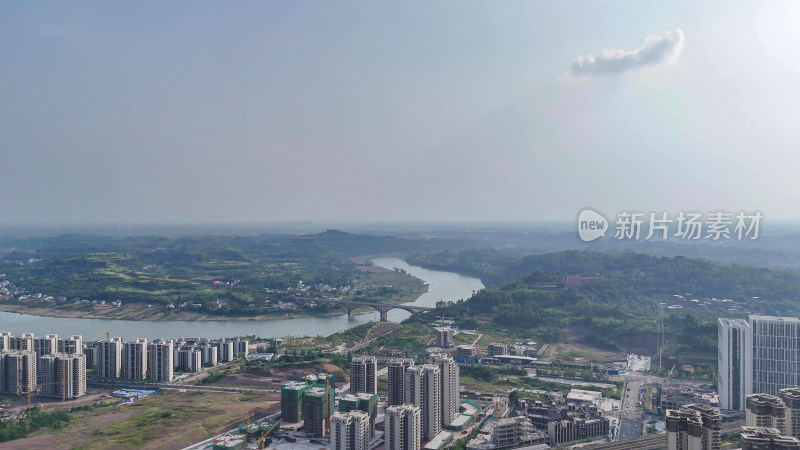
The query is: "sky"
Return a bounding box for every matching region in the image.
[2,1,800,225]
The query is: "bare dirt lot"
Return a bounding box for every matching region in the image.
[215,362,348,390]
[10,390,279,450]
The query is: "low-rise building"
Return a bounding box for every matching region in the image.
[740,426,800,450]
[665,404,721,450]
[456,346,476,358]
[747,393,787,434]
[487,343,507,358]
[436,328,454,348]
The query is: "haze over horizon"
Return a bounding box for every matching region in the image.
[3,2,800,225]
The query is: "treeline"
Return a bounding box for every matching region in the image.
[412,250,800,317]
[459,365,526,382]
[0,229,468,313]
[0,407,71,442]
[429,250,800,357]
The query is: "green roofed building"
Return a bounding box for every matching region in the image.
[339,392,378,437]
[281,380,308,423]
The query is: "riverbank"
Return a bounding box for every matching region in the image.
[0,258,482,340]
[0,263,429,322]
[0,302,302,321]
[0,301,420,322]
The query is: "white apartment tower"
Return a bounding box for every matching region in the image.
[718,318,752,411]
[98,337,123,379]
[16,333,34,351]
[2,351,37,395]
[0,332,11,351]
[388,358,414,406]
[350,355,378,395]
[403,365,441,441]
[59,335,83,355]
[201,344,218,367]
[148,339,174,382]
[177,349,202,372]
[34,334,58,359]
[434,354,460,427]
[386,404,421,450]
[39,353,86,399]
[330,410,371,450]
[123,338,148,380]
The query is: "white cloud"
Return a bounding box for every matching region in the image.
[571,29,685,76]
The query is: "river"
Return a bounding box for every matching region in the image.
[0,258,483,341]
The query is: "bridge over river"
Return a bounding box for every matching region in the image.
[293,297,435,321]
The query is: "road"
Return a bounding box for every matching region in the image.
[617,373,645,442]
[90,380,279,394]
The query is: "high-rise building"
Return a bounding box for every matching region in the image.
[83,342,98,368]
[39,353,86,399]
[404,366,423,406]
[350,355,377,395]
[718,318,752,411]
[201,344,218,367]
[97,337,123,379]
[388,358,414,406]
[747,393,787,434]
[1,351,37,395]
[740,427,800,450]
[433,355,459,427]
[386,404,421,450]
[780,388,800,438]
[216,340,235,362]
[59,335,83,355]
[234,339,249,357]
[282,380,308,423]
[15,333,34,351]
[339,392,378,437]
[123,338,148,380]
[665,404,721,450]
[148,339,174,382]
[403,365,441,441]
[751,316,800,396]
[435,328,454,348]
[303,386,334,437]
[176,349,202,372]
[0,332,11,351]
[487,343,508,357]
[34,334,58,359]
[330,410,371,450]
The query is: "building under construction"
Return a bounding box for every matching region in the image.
[339,392,378,437]
[281,380,308,423]
[0,350,37,395]
[303,386,333,437]
[39,353,87,399]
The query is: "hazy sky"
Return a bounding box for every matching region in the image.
[2,1,800,224]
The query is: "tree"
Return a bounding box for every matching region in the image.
[508,390,520,406]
